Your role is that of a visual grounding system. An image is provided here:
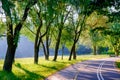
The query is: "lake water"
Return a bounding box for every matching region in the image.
[0,36,70,59]
[0,36,44,59]
[0,36,91,59]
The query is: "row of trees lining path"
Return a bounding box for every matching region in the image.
[0,0,120,72]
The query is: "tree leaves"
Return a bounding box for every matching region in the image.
[86,11,109,28]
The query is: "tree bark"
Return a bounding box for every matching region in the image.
[53,27,63,61]
[41,39,47,60]
[93,45,97,55]
[34,26,41,64]
[34,9,43,64]
[61,44,65,60]
[3,31,16,71]
[46,34,50,60]
[34,39,40,64]
[69,42,76,60]
[3,46,16,71]
[73,43,76,60]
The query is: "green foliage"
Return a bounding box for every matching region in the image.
[110,23,120,35]
[1,0,13,17]
[97,46,109,54]
[102,22,120,55]
[116,60,120,69]
[21,26,35,42]
[104,22,120,42]
[0,20,6,37]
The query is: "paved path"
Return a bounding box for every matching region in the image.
[45,57,120,80]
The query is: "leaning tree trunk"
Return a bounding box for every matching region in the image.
[3,32,16,71]
[53,8,70,61]
[69,42,76,60]
[69,32,78,61]
[68,15,86,61]
[73,43,76,60]
[41,39,47,60]
[3,47,15,71]
[53,27,63,61]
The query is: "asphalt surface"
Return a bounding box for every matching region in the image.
[45,57,120,80]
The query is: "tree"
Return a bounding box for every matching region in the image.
[89,29,104,55]
[1,0,37,72]
[23,0,56,63]
[60,26,73,60]
[86,11,108,55]
[68,0,92,60]
[53,1,71,61]
[33,1,56,63]
[104,22,120,56]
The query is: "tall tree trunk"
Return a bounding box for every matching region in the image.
[34,29,40,64]
[61,44,65,60]
[3,33,15,71]
[34,45,39,64]
[34,35,46,63]
[93,45,97,55]
[69,31,78,61]
[46,34,49,60]
[52,7,71,61]
[68,15,86,61]
[34,36,41,64]
[34,28,47,63]
[3,46,17,71]
[53,28,63,61]
[73,43,76,60]
[34,10,43,64]
[69,42,75,60]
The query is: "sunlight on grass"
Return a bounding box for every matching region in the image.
[0,55,109,80]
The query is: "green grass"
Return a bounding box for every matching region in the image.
[0,55,109,80]
[116,60,120,69]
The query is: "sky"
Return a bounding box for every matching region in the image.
[0,1,6,22]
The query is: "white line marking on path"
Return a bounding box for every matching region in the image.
[97,61,105,80]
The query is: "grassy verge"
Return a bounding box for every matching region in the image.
[0,55,108,80]
[116,60,120,69]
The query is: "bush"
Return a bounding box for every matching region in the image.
[116,61,120,68]
[97,46,109,54]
